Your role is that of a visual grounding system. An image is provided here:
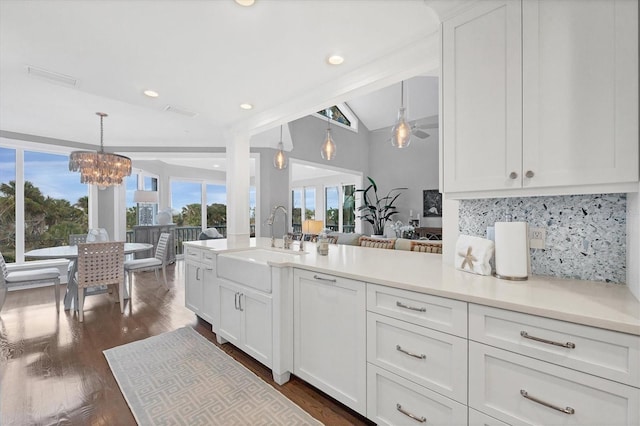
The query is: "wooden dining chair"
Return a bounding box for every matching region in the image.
[76,242,124,322]
[0,251,61,313]
[123,233,170,301]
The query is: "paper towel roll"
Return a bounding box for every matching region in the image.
[494,221,529,280]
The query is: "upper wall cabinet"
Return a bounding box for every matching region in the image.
[442,0,639,197]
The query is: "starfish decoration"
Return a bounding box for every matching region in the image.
[459,246,477,270]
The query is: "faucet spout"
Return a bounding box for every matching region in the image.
[268,205,288,247]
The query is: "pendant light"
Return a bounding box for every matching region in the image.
[273,125,288,170]
[69,112,132,188]
[391,81,412,148]
[321,110,336,160]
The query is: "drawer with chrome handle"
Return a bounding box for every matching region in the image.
[367,283,467,337]
[469,342,640,426]
[367,364,467,426]
[469,304,640,387]
[367,312,467,404]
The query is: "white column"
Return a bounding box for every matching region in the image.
[226,131,251,247]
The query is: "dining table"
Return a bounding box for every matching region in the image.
[25,242,153,311]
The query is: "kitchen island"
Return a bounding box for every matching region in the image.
[184,238,639,425]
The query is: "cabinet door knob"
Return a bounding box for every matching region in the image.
[525,170,535,178]
[509,172,518,179]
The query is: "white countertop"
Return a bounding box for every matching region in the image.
[185,238,640,336]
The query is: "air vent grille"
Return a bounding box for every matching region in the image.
[26,65,78,87]
[164,105,198,118]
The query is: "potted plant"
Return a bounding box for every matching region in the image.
[356,177,407,237]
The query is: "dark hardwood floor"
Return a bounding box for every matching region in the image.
[0,261,372,425]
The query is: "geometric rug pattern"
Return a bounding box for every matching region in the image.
[104,327,322,425]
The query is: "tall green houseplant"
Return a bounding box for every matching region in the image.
[356,177,406,236]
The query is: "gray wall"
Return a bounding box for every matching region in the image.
[257,115,371,236]
[459,194,627,284]
[367,122,440,229]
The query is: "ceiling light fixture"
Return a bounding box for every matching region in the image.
[327,55,344,65]
[143,89,159,98]
[240,103,253,110]
[235,0,255,6]
[69,112,132,188]
[273,125,288,170]
[321,110,336,160]
[391,80,412,148]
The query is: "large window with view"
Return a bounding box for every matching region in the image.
[291,187,317,233]
[0,145,88,263]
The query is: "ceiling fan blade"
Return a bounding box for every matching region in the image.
[412,129,430,139]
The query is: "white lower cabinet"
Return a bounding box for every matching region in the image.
[184,246,217,326]
[217,278,273,368]
[468,408,509,426]
[469,341,640,426]
[293,269,367,415]
[367,364,467,426]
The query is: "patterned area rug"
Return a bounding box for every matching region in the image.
[104,327,321,425]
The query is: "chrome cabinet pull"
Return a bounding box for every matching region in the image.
[196,267,200,280]
[313,275,336,283]
[234,292,239,310]
[521,331,576,349]
[396,345,426,359]
[396,301,426,312]
[520,390,575,415]
[396,403,426,423]
[509,171,518,179]
[239,293,244,311]
[525,170,535,178]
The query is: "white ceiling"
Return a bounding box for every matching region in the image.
[0,1,458,159]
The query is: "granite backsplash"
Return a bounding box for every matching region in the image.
[459,194,626,284]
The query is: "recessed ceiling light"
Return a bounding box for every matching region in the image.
[235,0,255,5]
[240,103,253,110]
[143,89,159,98]
[213,164,220,168]
[327,55,344,65]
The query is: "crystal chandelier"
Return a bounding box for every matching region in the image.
[69,112,132,188]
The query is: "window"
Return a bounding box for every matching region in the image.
[315,103,359,132]
[206,183,226,235]
[305,187,316,219]
[292,188,302,233]
[0,145,88,263]
[324,184,356,233]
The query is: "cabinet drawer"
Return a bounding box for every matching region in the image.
[367,363,467,426]
[202,250,215,264]
[469,304,640,387]
[468,408,509,426]
[367,283,467,337]
[469,342,640,426]
[184,246,203,262]
[367,312,467,404]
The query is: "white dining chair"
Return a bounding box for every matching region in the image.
[86,228,109,242]
[123,233,170,302]
[76,241,124,322]
[0,251,61,313]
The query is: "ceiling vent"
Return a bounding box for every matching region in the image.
[164,105,198,118]
[26,65,78,87]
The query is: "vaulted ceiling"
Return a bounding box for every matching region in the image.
[0,1,462,156]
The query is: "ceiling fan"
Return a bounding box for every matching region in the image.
[408,121,437,139]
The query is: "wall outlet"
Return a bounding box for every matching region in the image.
[529,227,546,249]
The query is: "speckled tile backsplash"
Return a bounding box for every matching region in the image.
[459,194,626,284]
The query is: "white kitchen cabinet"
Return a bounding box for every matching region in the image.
[468,408,510,426]
[443,0,638,196]
[367,364,467,426]
[293,269,367,415]
[184,246,217,327]
[469,341,640,426]
[217,278,273,369]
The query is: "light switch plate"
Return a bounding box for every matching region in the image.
[529,227,546,249]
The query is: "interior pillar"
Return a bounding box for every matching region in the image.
[226,131,251,247]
